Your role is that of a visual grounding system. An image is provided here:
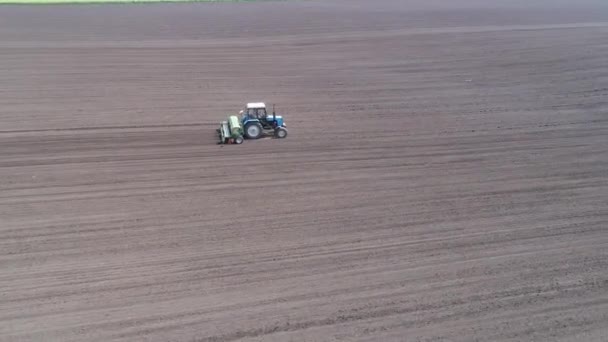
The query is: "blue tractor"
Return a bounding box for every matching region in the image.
[240,102,288,140]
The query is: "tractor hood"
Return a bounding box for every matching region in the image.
[267,115,285,127]
[266,114,286,127]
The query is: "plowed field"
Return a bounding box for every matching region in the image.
[1,1,608,341]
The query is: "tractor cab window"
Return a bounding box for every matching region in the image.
[246,108,267,119]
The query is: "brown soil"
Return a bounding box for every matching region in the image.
[1,1,608,341]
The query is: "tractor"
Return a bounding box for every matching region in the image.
[240,102,288,140]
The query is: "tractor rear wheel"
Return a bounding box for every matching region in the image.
[275,127,288,139]
[245,123,263,139]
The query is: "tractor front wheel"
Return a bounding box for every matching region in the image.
[245,123,263,139]
[234,135,244,144]
[275,127,288,139]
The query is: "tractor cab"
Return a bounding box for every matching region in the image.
[240,102,288,140]
[242,103,268,120]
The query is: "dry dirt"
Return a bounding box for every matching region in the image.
[1,1,608,341]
